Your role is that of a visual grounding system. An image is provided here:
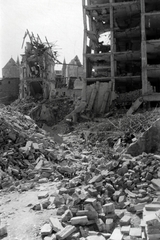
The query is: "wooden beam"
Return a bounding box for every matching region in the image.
[145,11,160,16]
[82,0,87,79]
[86,82,99,111]
[85,1,138,10]
[127,97,143,115]
[110,0,115,93]
[141,0,148,95]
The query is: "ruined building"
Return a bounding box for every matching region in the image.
[82,0,160,114]
[19,31,60,100]
[0,58,20,104]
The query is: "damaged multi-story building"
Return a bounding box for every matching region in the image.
[19,30,60,100]
[19,31,84,103]
[82,0,160,114]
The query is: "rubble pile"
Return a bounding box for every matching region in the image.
[1,105,160,239]
[0,108,57,189]
[115,89,142,105]
[35,151,160,239]
[11,97,74,127]
[77,109,160,149]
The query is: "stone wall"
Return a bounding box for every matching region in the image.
[0,78,20,104]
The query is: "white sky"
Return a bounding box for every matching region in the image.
[0,0,84,77]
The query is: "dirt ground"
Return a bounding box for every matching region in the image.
[0,182,58,240]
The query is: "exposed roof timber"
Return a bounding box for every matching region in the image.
[85,1,139,10]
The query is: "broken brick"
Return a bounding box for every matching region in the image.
[71,216,88,225]
[56,225,77,240]
[49,217,64,232]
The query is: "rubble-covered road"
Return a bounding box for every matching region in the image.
[1,107,160,240]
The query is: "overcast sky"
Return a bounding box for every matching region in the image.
[0,0,84,76]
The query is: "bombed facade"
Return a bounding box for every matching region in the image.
[19,30,60,100]
[82,0,160,114]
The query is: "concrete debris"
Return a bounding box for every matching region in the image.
[1,104,160,240]
[0,225,7,238]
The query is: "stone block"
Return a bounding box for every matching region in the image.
[105,218,114,232]
[38,191,49,199]
[71,216,88,225]
[103,203,115,214]
[61,209,73,222]
[110,228,123,240]
[44,235,56,240]
[76,210,89,216]
[85,198,97,206]
[86,235,106,240]
[129,227,141,238]
[96,218,105,232]
[84,203,98,220]
[56,225,77,240]
[121,225,130,234]
[145,203,160,211]
[49,217,64,232]
[120,215,131,226]
[41,223,52,237]
[0,225,7,237]
[115,209,125,219]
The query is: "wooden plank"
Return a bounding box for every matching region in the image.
[106,81,112,111]
[93,81,100,113]
[85,1,138,10]
[87,82,99,111]
[127,97,143,115]
[100,90,110,114]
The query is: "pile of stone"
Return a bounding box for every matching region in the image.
[11,97,75,127]
[116,89,142,105]
[37,174,160,240]
[0,108,57,189]
[28,149,160,239]
[143,206,160,240]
